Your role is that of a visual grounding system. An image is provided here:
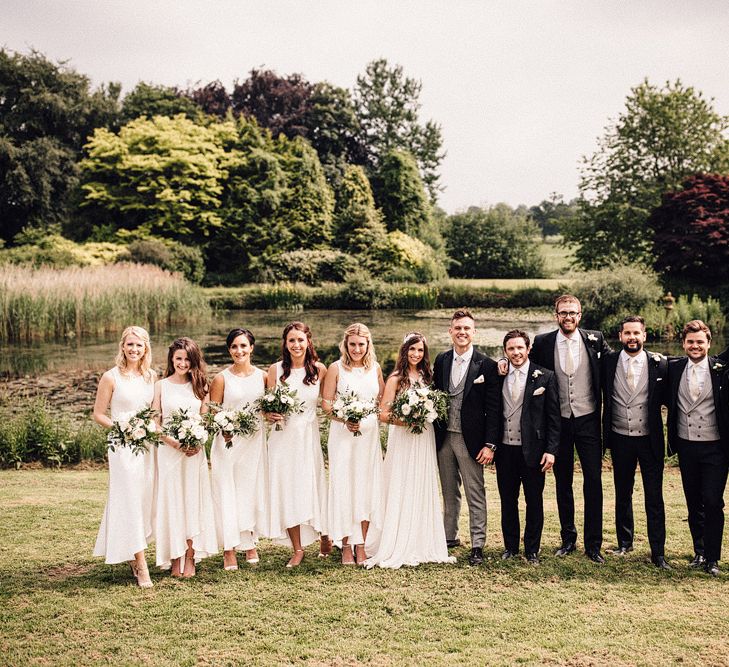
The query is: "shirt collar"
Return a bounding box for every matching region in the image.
[688,356,709,371]
[557,329,579,345]
[453,346,474,364]
[620,350,645,366]
[509,360,530,377]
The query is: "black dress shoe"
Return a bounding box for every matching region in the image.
[608,545,633,556]
[554,542,576,557]
[704,560,720,577]
[689,554,706,569]
[651,555,671,570]
[446,539,461,549]
[525,553,540,565]
[586,550,605,564]
[468,547,484,566]
[501,549,519,560]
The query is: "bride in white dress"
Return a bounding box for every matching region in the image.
[365,332,456,569]
[322,323,384,565]
[152,337,218,578]
[265,322,330,568]
[93,326,156,588]
[209,328,267,570]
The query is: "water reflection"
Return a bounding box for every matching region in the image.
[0,309,720,378]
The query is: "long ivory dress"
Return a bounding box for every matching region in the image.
[326,360,384,546]
[267,362,327,547]
[154,379,218,569]
[93,367,156,564]
[210,367,268,551]
[364,419,456,569]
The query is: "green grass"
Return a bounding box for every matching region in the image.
[538,236,575,277]
[2,468,728,665]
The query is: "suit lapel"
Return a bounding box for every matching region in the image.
[442,350,454,390]
[463,355,481,400]
[606,351,619,395]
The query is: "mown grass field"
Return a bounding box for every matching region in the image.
[2,467,728,666]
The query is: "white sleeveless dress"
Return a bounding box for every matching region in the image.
[364,416,456,569]
[154,379,218,569]
[327,361,384,546]
[210,367,268,551]
[267,362,328,547]
[93,367,156,564]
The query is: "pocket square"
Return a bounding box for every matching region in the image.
[532,387,546,396]
[473,375,485,384]
[656,377,664,382]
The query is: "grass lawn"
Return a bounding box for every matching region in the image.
[2,467,728,666]
[539,237,575,277]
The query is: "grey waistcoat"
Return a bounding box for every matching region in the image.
[554,338,596,419]
[446,364,468,434]
[501,377,525,446]
[611,356,650,437]
[677,368,720,441]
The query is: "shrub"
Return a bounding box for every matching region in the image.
[0,232,127,268]
[267,249,361,285]
[372,231,447,283]
[123,236,205,283]
[569,263,664,333]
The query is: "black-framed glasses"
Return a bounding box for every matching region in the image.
[556,311,580,318]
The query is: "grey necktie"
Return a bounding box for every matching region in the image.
[451,356,465,387]
[627,357,636,391]
[511,369,522,401]
[689,365,701,402]
[564,338,575,376]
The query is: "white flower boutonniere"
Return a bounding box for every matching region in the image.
[587,333,598,342]
[532,369,543,379]
[652,353,665,363]
[712,361,725,372]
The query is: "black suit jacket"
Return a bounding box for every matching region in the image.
[496,362,561,468]
[529,327,610,416]
[601,350,668,460]
[433,347,501,460]
[666,355,729,455]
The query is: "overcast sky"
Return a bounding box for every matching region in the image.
[4,0,728,213]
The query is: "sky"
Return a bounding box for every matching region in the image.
[3,0,728,213]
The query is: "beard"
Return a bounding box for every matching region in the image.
[621,341,643,353]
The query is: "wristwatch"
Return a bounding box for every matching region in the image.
[484,443,497,452]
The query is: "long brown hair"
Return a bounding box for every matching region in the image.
[165,337,208,400]
[391,332,432,393]
[281,322,319,385]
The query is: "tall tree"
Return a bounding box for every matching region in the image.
[648,173,729,282]
[120,82,202,124]
[353,58,444,200]
[187,80,232,118]
[565,79,729,268]
[332,164,387,253]
[528,193,578,237]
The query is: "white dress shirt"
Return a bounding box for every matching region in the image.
[685,356,710,395]
[508,360,530,399]
[556,330,581,374]
[451,345,474,386]
[620,350,646,388]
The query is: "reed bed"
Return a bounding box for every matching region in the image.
[0,264,210,342]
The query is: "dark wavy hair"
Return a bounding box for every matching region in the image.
[165,337,208,400]
[226,328,255,348]
[281,322,319,385]
[391,332,432,393]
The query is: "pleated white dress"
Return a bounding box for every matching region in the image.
[327,361,384,546]
[154,379,218,569]
[93,367,156,564]
[364,422,456,569]
[210,367,268,551]
[267,362,328,547]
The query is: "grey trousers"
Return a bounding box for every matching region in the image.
[437,431,487,548]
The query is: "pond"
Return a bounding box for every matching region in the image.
[0,309,715,379]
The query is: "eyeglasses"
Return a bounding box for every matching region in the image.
[556,311,580,318]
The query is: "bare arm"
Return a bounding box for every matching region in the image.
[321,362,339,417]
[379,375,406,427]
[209,372,225,404]
[92,371,115,429]
[264,364,283,424]
[152,381,179,449]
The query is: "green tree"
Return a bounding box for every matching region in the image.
[528,193,578,237]
[444,205,545,278]
[121,82,202,124]
[77,114,227,242]
[0,49,120,241]
[566,79,729,269]
[353,59,444,200]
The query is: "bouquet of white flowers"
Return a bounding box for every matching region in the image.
[389,383,450,435]
[254,382,304,431]
[162,407,209,452]
[331,390,379,437]
[107,405,160,456]
[205,402,260,448]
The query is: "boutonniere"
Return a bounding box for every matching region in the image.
[651,353,665,363]
[532,370,543,379]
[712,361,725,372]
[587,334,598,342]
[473,375,485,384]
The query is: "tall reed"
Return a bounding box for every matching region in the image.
[0,264,210,341]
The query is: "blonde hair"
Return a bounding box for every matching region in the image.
[115,325,155,383]
[339,322,377,371]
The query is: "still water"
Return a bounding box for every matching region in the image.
[0,309,712,378]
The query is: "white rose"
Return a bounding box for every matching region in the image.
[424,399,434,411]
[408,393,419,406]
[401,404,412,416]
[333,400,344,411]
[192,426,207,441]
[180,419,194,431]
[214,412,227,424]
[224,424,235,433]
[147,421,156,432]
[132,427,146,440]
[281,395,291,404]
[426,411,438,422]
[117,419,130,433]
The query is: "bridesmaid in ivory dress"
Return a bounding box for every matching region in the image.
[93,326,156,588]
[364,333,456,569]
[152,337,218,578]
[209,328,267,571]
[264,321,331,568]
[322,323,385,565]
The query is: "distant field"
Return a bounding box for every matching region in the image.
[539,236,575,276]
[446,277,565,290]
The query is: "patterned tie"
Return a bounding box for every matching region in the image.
[451,356,465,387]
[511,368,521,401]
[564,338,575,376]
[689,364,701,402]
[626,357,636,391]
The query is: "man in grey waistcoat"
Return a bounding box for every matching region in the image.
[667,319,729,576]
[529,294,611,562]
[434,309,501,566]
[602,316,669,569]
